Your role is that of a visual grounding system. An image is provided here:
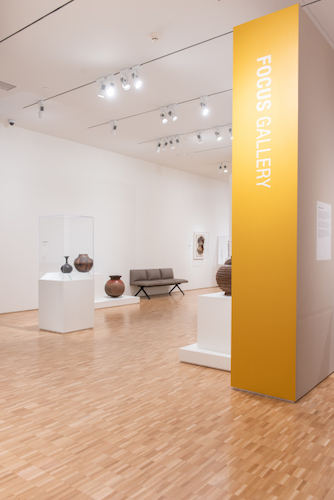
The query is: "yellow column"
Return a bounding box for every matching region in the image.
[231,5,299,401]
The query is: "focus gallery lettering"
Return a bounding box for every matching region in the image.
[256,55,271,188]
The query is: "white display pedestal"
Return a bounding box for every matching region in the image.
[179,292,231,371]
[95,295,140,309]
[94,273,140,309]
[39,275,94,333]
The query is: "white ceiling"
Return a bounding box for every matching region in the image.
[1,0,334,182]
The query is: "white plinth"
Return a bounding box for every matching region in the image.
[179,292,231,371]
[94,273,140,309]
[39,278,94,333]
[179,343,231,371]
[95,295,140,309]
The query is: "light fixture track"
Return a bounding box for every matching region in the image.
[175,145,232,157]
[87,88,232,130]
[23,28,234,109]
[16,0,323,110]
[0,0,76,45]
[138,122,232,145]
[301,0,323,7]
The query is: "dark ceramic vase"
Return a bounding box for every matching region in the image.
[216,257,232,296]
[60,256,73,274]
[105,275,125,297]
[74,254,93,273]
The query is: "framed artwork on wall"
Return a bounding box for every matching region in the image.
[193,232,208,259]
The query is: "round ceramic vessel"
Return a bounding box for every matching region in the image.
[74,254,93,273]
[105,275,125,297]
[216,258,231,296]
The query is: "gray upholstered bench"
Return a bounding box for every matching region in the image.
[130,268,188,299]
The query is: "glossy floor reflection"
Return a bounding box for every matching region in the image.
[0,288,333,499]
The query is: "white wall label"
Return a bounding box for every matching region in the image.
[317,201,331,261]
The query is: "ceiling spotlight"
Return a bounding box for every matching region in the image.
[169,137,175,150]
[224,164,228,173]
[111,120,117,135]
[120,71,131,90]
[38,100,45,119]
[160,108,168,125]
[229,127,233,139]
[162,138,168,151]
[131,65,142,89]
[156,141,161,153]
[97,81,106,98]
[219,164,223,174]
[175,135,181,147]
[215,128,223,141]
[196,131,204,144]
[106,77,115,97]
[200,96,209,116]
[168,104,178,122]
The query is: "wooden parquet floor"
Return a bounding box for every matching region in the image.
[0,288,334,500]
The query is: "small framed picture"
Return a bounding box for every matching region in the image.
[193,232,208,259]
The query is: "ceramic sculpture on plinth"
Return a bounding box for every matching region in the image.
[105,276,125,297]
[216,257,232,296]
[74,254,93,272]
[60,256,73,274]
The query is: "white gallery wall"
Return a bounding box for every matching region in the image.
[0,126,229,314]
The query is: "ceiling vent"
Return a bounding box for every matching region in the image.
[0,80,16,91]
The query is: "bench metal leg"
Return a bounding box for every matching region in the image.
[135,286,151,299]
[169,284,185,295]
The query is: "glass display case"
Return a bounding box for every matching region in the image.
[39,215,94,281]
[38,215,95,333]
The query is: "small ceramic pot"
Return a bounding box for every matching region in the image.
[216,257,231,296]
[105,275,125,297]
[74,254,93,273]
[60,256,73,274]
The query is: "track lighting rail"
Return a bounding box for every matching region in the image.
[88,88,232,130]
[20,0,321,110]
[139,123,232,146]
[23,29,234,109]
[175,144,232,157]
[0,0,75,45]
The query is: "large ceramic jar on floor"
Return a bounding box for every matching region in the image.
[105,276,125,297]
